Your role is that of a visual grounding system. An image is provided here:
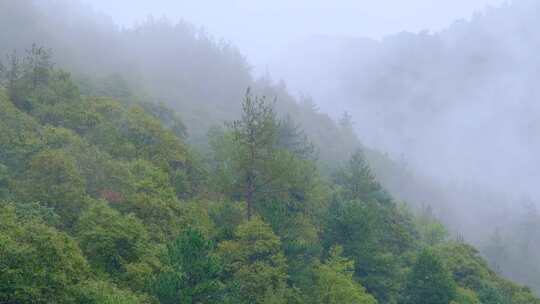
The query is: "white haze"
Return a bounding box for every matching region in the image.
[86,0,506,74]
[83,0,539,216]
[268,0,540,200]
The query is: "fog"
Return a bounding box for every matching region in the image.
[268,1,540,199]
[86,0,506,73]
[2,0,540,293]
[87,1,531,199]
[82,0,539,288]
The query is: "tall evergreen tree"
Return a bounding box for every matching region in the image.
[228,89,279,219]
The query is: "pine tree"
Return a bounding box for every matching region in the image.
[225,89,279,219]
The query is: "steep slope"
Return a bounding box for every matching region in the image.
[0,0,538,302]
[268,0,540,292]
[0,0,366,171]
[0,55,538,303]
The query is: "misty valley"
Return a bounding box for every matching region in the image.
[0,1,539,304]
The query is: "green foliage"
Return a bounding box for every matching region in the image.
[277,114,315,160]
[171,150,209,199]
[8,201,61,226]
[0,41,537,304]
[141,101,188,140]
[510,287,540,304]
[403,248,457,304]
[122,106,186,166]
[0,163,9,199]
[151,228,223,303]
[324,199,406,303]
[334,149,390,204]
[218,217,288,304]
[77,73,135,102]
[0,90,43,170]
[415,205,449,246]
[75,201,151,281]
[259,202,322,287]
[452,287,481,304]
[0,203,89,303]
[72,280,149,304]
[434,242,493,290]
[433,241,540,303]
[326,152,416,301]
[308,246,377,304]
[38,91,100,134]
[7,45,53,111]
[14,148,87,227]
[215,89,280,218]
[116,160,185,242]
[209,200,245,241]
[211,88,326,266]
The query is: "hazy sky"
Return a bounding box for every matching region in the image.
[85,0,507,66]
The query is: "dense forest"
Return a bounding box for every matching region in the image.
[0,1,539,303]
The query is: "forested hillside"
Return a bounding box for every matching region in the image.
[1,43,537,304]
[0,1,538,303]
[0,0,361,167]
[269,0,540,292]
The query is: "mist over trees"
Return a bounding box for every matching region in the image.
[270,0,540,292]
[0,0,539,302]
